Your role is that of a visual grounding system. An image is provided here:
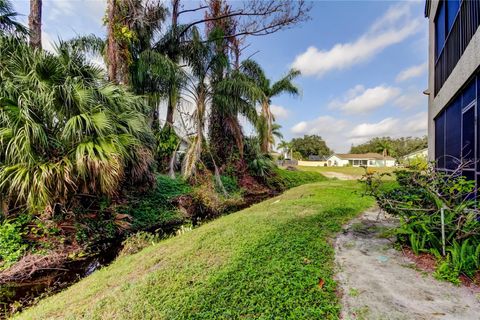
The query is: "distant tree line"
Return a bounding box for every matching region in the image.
[349,136,428,159]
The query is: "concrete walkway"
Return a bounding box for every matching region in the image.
[335,208,480,320]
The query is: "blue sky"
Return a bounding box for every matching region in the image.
[13,0,428,152]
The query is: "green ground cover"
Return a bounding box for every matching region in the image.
[16,180,373,319]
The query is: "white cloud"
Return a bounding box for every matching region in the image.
[348,113,427,145]
[291,3,422,77]
[394,91,426,110]
[349,118,399,140]
[290,116,350,152]
[45,0,106,22]
[291,116,348,135]
[395,63,427,82]
[270,104,290,119]
[329,85,401,114]
[46,0,75,20]
[42,32,56,53]
[404,112,428,133]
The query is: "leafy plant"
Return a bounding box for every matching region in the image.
[0,220,27,269]
[0,36,155,215]
[121,175,190,231]
[364,164,480,282]
[119,231,160,256]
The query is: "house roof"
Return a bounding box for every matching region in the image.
[402,148,428,159]
[308,155,328,161]
[332,153,395,161]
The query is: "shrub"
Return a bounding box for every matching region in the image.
[119,232,160,256]
[0,220,27,269]
[364,165,480,282]
[122,175,190,231]
[218,175,241,195]
[0,36,155,216]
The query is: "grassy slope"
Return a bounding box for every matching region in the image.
[16,181,373,320]
[297,166,397,178]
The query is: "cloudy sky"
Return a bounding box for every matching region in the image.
[13,0,428,152]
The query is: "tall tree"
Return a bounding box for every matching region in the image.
[161,0,310,129]
[28,0,42,48]
[0,0,27,35]
[205,0,245,163]
[241,59,300,153]
[105,0,167,85]
[181,27,259,178]
[290,135,332,160]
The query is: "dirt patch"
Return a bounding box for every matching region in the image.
[321,172,358,180]
[335,208,480,320]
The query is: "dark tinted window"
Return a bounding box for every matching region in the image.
[447,0,460,32]
[462,80,476,109]
[462,107,475,168]
[445,98,461,169]
[435,111,446,168]
[435,1,446,58]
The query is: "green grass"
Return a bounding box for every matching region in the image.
[297,166,397,178]
[265,167,328,191]
[15,180,374,320]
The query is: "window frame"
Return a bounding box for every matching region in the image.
[434,0,462,62]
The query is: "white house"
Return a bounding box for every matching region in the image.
[402,148,428,161]
[326,153,396,167]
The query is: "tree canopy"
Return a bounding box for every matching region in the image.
[350,136,428,158]
[290,135,332,160]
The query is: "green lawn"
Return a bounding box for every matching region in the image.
[297,166,397,178]
[15,181,374,320]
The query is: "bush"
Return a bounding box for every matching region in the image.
[364,166,480,281]
[0,220,27,269]
[119,232,160,256]
[0,37,155,215]
[122,175,191,231]
[218,175,241,195]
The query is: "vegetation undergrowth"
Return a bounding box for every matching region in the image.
[363,165,480,284]
[15,180,374,319]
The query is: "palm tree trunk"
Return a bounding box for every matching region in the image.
[164,1,180,127]
[28,0,42,49]
[261,100,272,153]
[106,0,118,83]
[165,84,177,126]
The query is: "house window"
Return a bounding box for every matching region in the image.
[434,0,480,95]
[462,106,476,168]
[435,1,446,59]
[435,111,446,169]
[446,0,460,32]
[435,75,478,191]
[445,97,461,170]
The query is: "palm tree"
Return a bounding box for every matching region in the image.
[0,37,154,214]
[29,0,42,48]
[240,60,300,153]
[88,0,168,84]
[277,140,291,158]
[68,0,168,124]
[0,0,27,35]
[181,27,259,179]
